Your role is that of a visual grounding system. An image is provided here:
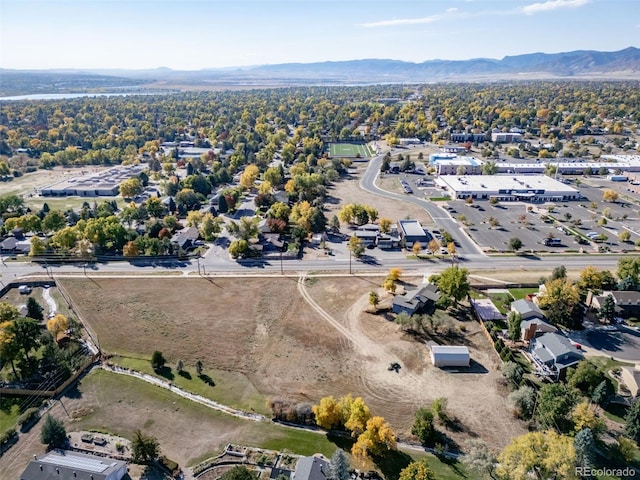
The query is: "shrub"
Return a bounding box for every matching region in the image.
[18,408,40,432]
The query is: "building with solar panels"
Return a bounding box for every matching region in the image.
[21,450,127,480]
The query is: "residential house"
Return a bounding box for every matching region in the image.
[530,332,583,380]
[20,450,127,480]
[511,299,545,321]
[292,456,329,480]
[591,291,640,317]
[520,318,558,341]
[170,227,200,250]
[392,283,441,315]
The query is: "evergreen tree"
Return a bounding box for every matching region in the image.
[574,428,595,470]
[597,294,616,324]
[624,399,640,443]
[40,414,67,448]
[218,195,229,214]
[26,297,44,321]
[328,449,350,480]
[507,311,522,341]
[591,380,611,407]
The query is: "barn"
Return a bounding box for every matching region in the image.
[430,345,470,368]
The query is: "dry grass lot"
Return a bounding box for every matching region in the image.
[60,276,524,450]
[326,165,433,226]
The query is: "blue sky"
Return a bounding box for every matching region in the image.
[1,0,638,70]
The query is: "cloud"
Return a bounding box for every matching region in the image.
[522,0,589,15]
[360,14,443,28]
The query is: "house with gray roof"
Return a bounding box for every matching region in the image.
[520,318,558,341]
[170,227,200,250]
[21,450,127,480]
[392,283,441,315]
[530,332,583,380]
[292,456,329,480]
[511,299,545,321]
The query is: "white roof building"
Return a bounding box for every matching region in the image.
[430,345,470,368]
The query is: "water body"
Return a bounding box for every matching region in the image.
[0,91,172,101]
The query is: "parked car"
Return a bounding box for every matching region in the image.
[18,285,32,294]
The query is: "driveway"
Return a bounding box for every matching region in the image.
[579,326,640,362]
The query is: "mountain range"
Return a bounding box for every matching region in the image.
[2,47,640,95]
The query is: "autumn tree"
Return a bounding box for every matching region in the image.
[602,189,619,202]
[571,401,605,436]
[312,396,343,430]
[387,268,402,281]
[46,314,69,338]
[369,291,380,311]
[578,265,616,293]
[240,164,260,189]
[536,383,580,433]
[342,395,371,436]
[186,210,203,228]
[351,416,397,458]
[200,213,223,241]
[497,430,575,480]
[427,239,440,255]
[348,236,364,258]
[537,277,582,328]
[378,217,392,234]
[398,460,436,480]
[461,439,497,480]
[411,407,437,445]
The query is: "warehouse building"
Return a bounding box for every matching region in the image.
[435,175,579,203]
[397,219,429,245]
[39,165,145,197]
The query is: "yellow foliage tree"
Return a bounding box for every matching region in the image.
[186,210,204,228]
[427,239,440,254]
[447,242,457,256]
[240,164,259,189]
[312,396,343,430]
[47,314,69,338]
[123,241,139,257]
[351,416,397,458]
[412,241,422,256]
[343,396,371,436]
[379,218,392,234]
[258,180,273,194]
[602,189,619,203]
[382,279,397,293]
[387,268,402,282]
[572,401,605,436]
[398,460,436,480]
[496,430,575,480]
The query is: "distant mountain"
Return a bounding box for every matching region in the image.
[2,47,639,96]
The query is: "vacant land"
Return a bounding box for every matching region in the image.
[326,166,433,226]
[61,276,524,451]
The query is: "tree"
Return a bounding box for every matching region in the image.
[312,396,342,430]
[411,407,437,445]
[617,257,640,290]
[537,277,582,328]
[329,215,340,232]
[431,397,449,423]
[597,294,616,324]
[175,188,201,211]
[41,414,67,448]
[10,317,41,363]
[328,449,350,480]
[343,396,371,436]
[537,383,580,433]
[624,398,640,443]
[240,164,259,189]
[508,237,523,253]
[119,178,144,199]
[574,428,595,470]
[218,194,229,214]
[427,239,440,255]
[42,210,67,232]
[602,189,619,202]
[397,460,436,480]
[186,210,203,228]
[369,291,380,311]
[507,311,522,341]
[220,466,256,480]
[387,268,402,281]
[175,359,184,373]
[351,416,396,458]
[200,213,223,241]
[151,350,166,371]
[567,359,608,396]
[571,401,605,436]
[461,439,497,480]
[413,241,423,256]
[591,379,611,407]
[508,385,536,419]
[227,217,259,241]
[379,218,392,234]
[348,236,364,258]
[132,429,160,464]
[382,278,397,293]
[496,430,575,480]
[196,360,203,376]
[550,265,566,281]
[619,230,631,242]
[29,236,47,256]
[502,361,523,387]
[47,314,69,338]
[26,297,44,321]
[229,240,250,259]
[578,265,616,293]
[433,265,469,305]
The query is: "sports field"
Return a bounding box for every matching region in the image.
[329,143,374,158]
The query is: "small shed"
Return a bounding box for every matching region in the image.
[430,345,470,368]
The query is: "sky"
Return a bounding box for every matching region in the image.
[1,0,639,71]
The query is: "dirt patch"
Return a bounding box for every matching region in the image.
[60,276,524,452]
[326,166,433,225]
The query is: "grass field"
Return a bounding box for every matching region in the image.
[329,143,373,158]
[0,369,472,479]
[60,276,525,452]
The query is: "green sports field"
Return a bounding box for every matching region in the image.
[328,143,375,158]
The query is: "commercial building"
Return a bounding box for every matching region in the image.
[397,219,429,245]
[39,165,145,197]
[21,450,127,480]
[491,132,523,143]
[450,132,487,143]
[435,175,580,203]
[428,154,485,175]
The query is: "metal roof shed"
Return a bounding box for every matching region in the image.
[430,345,470,368]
